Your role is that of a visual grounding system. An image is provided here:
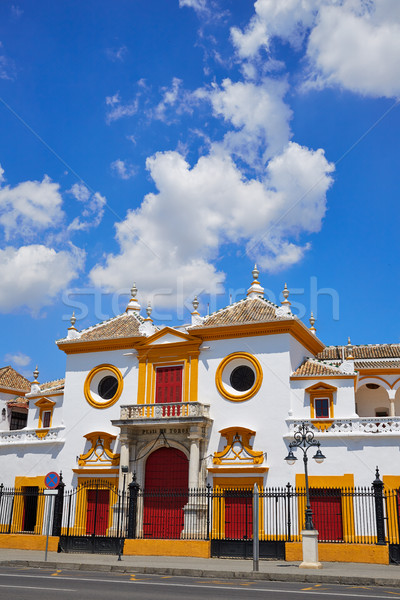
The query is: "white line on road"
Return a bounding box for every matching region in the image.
[0,572,398,599]
[0,583,75,591]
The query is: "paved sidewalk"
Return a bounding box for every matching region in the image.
[0,549,400,587]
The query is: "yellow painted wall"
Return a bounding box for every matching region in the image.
[285,542,389,564]
[0,534,59,552]
[123,539,210,558]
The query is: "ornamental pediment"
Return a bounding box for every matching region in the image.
[141,327,196,346]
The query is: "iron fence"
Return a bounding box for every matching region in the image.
[1,478,400,547]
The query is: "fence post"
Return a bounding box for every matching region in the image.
[372,467,386,545]
[253,483,259,572]
[52,473,65,536]
[286,482,292,542]
[127,474,140,539]
[206,483,211,541]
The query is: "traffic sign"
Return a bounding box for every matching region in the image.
[45,471,60,489]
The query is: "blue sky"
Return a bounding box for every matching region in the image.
[0,0,399,382]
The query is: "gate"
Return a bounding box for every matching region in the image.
[58,481,127,554]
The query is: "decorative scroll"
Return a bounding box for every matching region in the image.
[213,427,264,465]
[78,431,120,467]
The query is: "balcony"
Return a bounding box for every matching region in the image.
[115,401,212,430]
[0,426,65,445]
[286,417,400,437]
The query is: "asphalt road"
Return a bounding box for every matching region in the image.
[1,567,400,600]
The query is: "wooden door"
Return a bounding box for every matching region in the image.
[86,489,110,536]
[155,366,183,404]
[224,490,253,540]
[310,488,343,541]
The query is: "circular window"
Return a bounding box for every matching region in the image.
[366,383,380,390]
[84,364,123,409]
[98,376,119,399]
[215,352,262,402]
[230,366,255,392]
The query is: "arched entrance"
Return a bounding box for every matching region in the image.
[143,447,189,538]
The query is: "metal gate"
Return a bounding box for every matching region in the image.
[58,481,127,554]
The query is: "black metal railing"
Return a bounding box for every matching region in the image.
[1,477,400,547]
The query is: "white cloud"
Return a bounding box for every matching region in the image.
[207,77,292,164]
[111,159,137,180]
[4,352,30,368]
[106,46,128,62]
[0,52,16,80]
[150,78,197,123]
[179,0,208,13]
[68,183,106,231]
[0,174,64,240]
[231,0,400,99]
[0,164,4,183]
[105,92,138,123]
[90,144,333,305]
[0,244,84,313]
[306,3,400,97]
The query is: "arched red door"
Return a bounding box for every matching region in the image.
[143,447,188,538]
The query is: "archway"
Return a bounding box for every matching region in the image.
[143,447,189,538]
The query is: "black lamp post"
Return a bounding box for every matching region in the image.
[284,422,326,530]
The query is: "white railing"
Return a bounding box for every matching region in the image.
[0,426,65,445]
[287,417,400,436]
[120,402,210,421]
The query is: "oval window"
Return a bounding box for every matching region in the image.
[230,366,255,392]
[98,376,119,399]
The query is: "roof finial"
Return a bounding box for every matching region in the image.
[281,283,291,306]
[309,311,316,334]
[33,366,39,383]
[70,311,76,327]
[247,264,264,299]
[192,296,199,313]
[346,336,354,360]
[126,281,141,314]
[145,301,153,321]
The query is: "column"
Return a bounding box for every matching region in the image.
[388,389,396,417]
[188,426,201,489]
[119,427,131,491]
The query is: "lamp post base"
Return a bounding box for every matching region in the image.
[299,529,322,569]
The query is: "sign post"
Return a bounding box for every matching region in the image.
[44,472,60,561]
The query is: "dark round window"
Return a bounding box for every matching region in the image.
[366,383,380,390]
[230,366,255,392]
[98,376,118,400]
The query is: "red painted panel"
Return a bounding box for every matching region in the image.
[225,492,253,540]
[143,448,189,539]
[86,489,110,535]
[310,489,343,541]
[155,366,183,404]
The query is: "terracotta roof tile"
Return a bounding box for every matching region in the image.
[58,313,147,344]
[40,379,65,392]
[353,360,400,369]
[0,366,31,392]
[7,396,29,408]
[317,344,400,360]
[292,359,344,377]
[191,297,287,328]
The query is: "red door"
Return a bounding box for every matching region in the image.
[225,491,253,539]
[86,489,110,535]
[155,366,183,404]
[143,447,188,539]
[310,489,343,541]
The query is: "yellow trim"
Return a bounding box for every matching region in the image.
[84,364,123,409]
[190,320,325,355]
[58,336,143,355]
[306,382,335,421]
[35,430,49,439]
[34,397,55,429]
[72,468,119,474]
[12,476,46,535]
[123,539,210,557]
[295,474,355,541]
[78,431,120,467]
[190,354,199,402]
[212,476,264,540]
[285,542,389,564]
[215,352,263,402]
[358,375,391,388]
[208,467,268,473]
[73,477,117,535]
[183,359,190,403]
[0,534,59,552]
[213,427,264,465]
[137,358,147,404]
[358,369,400,376]
[382,476,400,544]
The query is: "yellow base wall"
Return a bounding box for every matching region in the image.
[285,542,389,564]
[123,539,211,558]
[0,534,59,552]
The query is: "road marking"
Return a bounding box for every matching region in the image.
[130,574,146,581]
[0,572,399,598]
[51,569,62,577]
[0,583,75,591]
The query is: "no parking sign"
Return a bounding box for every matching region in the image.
[45,471,60,489]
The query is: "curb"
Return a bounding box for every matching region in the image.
[1,560,400,588]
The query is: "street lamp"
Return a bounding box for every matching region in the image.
[284,422,326,530]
